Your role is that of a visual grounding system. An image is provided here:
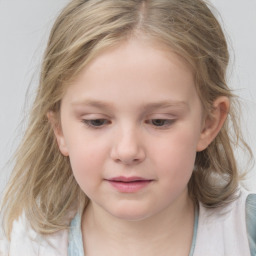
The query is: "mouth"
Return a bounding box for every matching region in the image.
[105,176,153,193]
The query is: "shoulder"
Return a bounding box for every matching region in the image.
[245,192,256,255]
[0,226,9,256]
[0,212,69,256]
[194,188,256,256]
[246,192,256,214]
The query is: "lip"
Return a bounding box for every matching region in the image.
[106,176,153,193]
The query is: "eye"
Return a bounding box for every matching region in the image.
[146,119,175,128]
[82,119,110,128]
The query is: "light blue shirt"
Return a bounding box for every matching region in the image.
[68,207,199,256]
[68,210,84,256]
[68,194,256,256]
[246,194,256,255]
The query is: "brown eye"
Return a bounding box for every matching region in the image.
[151,119,167,126]
[82,119,109,127]
[145,119,175,128]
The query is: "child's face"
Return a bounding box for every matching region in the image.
[55,38,207,220]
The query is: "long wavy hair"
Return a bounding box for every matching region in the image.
[1,0,252,238]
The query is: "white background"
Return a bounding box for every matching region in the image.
[0,0,255,195]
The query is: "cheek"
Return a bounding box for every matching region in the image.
[68,150,99,194]
[66,138,108,191]
[68,144,100,171]
[155,137,197,199]
[152,129,199,179]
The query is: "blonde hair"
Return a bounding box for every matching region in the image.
[1,0,252,238]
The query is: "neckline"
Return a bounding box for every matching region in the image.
[68,205,199,256]
[189,204,199,256]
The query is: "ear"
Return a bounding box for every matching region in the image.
[196,96,229,152]
[47,111,69,156]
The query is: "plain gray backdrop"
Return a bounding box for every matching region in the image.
[0,0,255,196]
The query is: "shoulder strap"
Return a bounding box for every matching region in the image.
[246,194,256,256]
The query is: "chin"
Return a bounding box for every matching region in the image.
[106,205,155,222]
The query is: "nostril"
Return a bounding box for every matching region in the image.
[110,133,146,164]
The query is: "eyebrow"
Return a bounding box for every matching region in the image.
[141,101,189,111]
[71,99,188,111]
[71,99,115,109]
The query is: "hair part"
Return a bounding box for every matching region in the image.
[1,0,252,238]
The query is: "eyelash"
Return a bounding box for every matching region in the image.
[82,119,175,129]
[82,119,110,128]
[145,119,175,128]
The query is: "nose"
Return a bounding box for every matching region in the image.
[110,126,146,165]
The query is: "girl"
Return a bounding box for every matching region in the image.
[1,0,255,255]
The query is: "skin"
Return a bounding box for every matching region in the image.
[50,37,229,255]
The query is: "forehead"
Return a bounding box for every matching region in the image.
[62,37,198,109]
[82,37,193,80]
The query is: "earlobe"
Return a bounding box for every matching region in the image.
[196,96,230,152]
[47,111,69,156]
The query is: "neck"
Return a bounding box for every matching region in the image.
[81,191,195,256]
